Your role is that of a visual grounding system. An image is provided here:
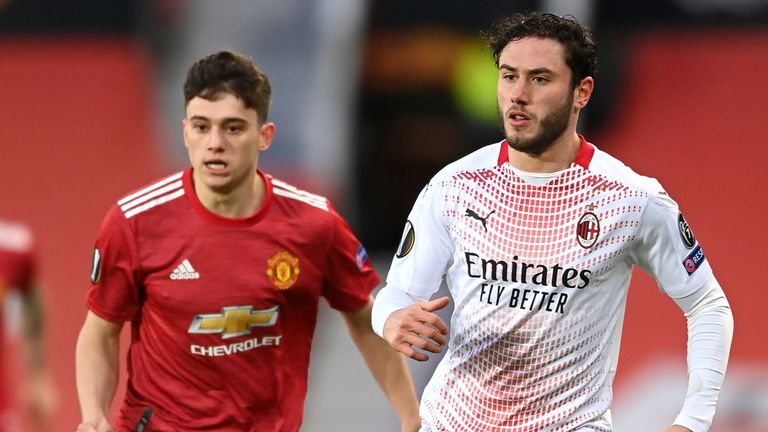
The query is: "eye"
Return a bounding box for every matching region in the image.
[532,76,549,84]
[192,123,208,132]
[502,73,517,82]
[226,125,244,134]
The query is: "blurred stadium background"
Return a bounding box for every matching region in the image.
[0,0,766,430]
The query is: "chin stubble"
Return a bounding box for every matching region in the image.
[498,94,573,156]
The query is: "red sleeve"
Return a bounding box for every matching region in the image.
[0,222,37,292]
[85,205,141,322]
[13,247,36,293]
[321,204,380,312]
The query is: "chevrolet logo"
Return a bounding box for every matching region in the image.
[189,305,279,339]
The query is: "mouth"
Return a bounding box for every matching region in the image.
[204,160,229,172]
[506,110,532,127]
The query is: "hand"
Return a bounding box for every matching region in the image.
[664,426,692,432]
[76,419,114,432]
[383,296,450,362]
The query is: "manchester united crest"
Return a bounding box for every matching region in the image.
[576,211,600,249]
[267,251,300,290]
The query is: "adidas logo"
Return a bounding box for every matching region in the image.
[170,259,200,280]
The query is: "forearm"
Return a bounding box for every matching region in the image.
[672,277,733,432]
[344,300,420,428]
[352,326,420,420]
[76,312,122,423]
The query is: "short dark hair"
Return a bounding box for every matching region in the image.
[183,50,272,123]
[482,11,597,88]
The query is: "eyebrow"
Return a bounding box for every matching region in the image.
[188,115,250,124]
[499,64,555,75]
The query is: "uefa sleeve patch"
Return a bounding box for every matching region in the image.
[677,212,697,249]
[682,245,706,275]
[396,221,415,258]
[91,247,102,284]
[355,244,369,271]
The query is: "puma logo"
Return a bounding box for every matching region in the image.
[465,208,495,232]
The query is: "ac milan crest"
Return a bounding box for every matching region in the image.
[576,212,600,249]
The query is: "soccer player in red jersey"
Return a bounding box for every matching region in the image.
[75,50,420,432]
[0,219,56,432]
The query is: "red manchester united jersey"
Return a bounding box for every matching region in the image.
[0,219,36,413]
[86,168,379,432]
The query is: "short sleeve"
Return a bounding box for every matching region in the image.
[85,205,141,322]
[632,188,713,299]
[321,204,381,312]
[385,181,454,298]
[0,221,37,292]
[13,247,37,293]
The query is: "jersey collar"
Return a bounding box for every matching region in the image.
[497,134,595,169]
[183,167,273,227]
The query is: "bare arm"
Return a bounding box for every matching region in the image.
[341,297,421,432]
[76,311,123,432]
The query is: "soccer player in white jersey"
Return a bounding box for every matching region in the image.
[372,11,733,432]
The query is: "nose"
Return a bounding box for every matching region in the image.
[207,128,226,151]
[509,80,531,105]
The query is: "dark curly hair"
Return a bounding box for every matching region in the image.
[482,11,597,88]
[183,50,272,124]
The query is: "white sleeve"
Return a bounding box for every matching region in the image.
[372,181,454,336]
[632,188,713,298]
[671,276,734,432]
[385,182,454,298]
[371,284,429,337]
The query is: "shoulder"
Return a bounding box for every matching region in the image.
[429,141,504,185]
[269,176,349,226]
[270,176,331,213]
[406,141,503,205]
[587,144,666,194]
[114,171,186,220]
[268,176,352,237]
[587,143,681,217]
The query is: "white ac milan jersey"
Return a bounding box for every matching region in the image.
[387,137,712,431]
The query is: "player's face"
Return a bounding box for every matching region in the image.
[183,93,275,195]
[496,37,587,156]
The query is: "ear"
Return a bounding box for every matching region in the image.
[573,76,594,110]
[258,122,276,152]
[182,118,190,149]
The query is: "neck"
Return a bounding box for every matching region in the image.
[195,170,265,218]
[507,131,582,173]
